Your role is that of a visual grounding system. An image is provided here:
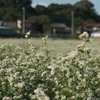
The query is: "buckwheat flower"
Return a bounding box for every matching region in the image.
[25,35,28,38]
[30,95,36,99]
[76,93,80,97]
[35,53,45,59]
[34,87,50,100]
[84,73,88,77]
[68,78,73,87]
[0,44,7,48]
[69,51,78,58]
[78,61,85,68]
[77,42,85,49]
[48,65,59,75]
[61,96,66,100]
[76,71,82,79]
[28,39,33,45]
[9,82,13,87]
[71,96,77,99]
[30,76,34,80]
[29,68,35,73]
[42,35,48,43]
[2,96,12,100]
[80,93,85,97]
[79,31,89,39]
[7,76,13,82]
[13,72,19,77]
[83,47,91,52]
[0,69,5,73]
[14,82,25,88]
[42,38,46,43]
[87,97,94,100]
[41,71,47,76]
[66,70,70,78]
[96,88,100,92]
[82,78,86,83]
[51,69,55,75]
[97,73,100,79]
[34,87,43,94]
[55,95,59,99]
[76,86,80,90]
[86,88,93,97]
[13,95,22,99]
[26,31,30,35]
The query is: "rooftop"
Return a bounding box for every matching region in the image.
[51,23,71,31]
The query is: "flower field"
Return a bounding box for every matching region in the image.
[0,32,100,100]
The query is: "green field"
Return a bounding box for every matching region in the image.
[0,36,100,99]
[0,38,100,57]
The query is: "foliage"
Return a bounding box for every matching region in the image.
[0,0,100,35]
[74,0,94,10]
[35,5,47,15]
[30,1,100,34]
[0,32,100,99]
[29,15,52,34]
[0,0,34,21]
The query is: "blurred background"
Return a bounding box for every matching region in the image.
[0,0,100,38]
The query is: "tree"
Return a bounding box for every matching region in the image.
[74,0,94,10]
[35,5,47,15]
[28,15,52,34]
[48,3,60,12]
[0,0,36,21]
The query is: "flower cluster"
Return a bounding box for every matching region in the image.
[0,31,100,99]
[79,31,89,39]
[25,31,30,38]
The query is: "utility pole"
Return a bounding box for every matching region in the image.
[71,11,74,37]
[22,7,25,33]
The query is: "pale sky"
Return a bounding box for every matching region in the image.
[32,0,100,15]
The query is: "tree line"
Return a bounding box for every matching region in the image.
[0,0,100,34]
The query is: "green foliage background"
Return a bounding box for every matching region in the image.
[0,0,100,34]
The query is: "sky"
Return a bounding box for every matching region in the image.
[31,0,100,15]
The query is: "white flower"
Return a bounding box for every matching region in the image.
[77,43,85,49]
[35,53,45,59]
[79,31,89,39]
[41,71,47,76]
[2,96,12,100]
[68,78,73,87]
[68,51,78,59]
[34,87,50,100]
[25,35,28,38]
[13,95,22,99]
[34,87,44,94]
[42,35,48,43]
[71,96,77,99]
[83,47,91,52]
[76,71,82,79]
[97,73,100,79]
[14,82,25,88]
[87,97,95,100]
[61,96,66,100]
[26,31,30,35]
